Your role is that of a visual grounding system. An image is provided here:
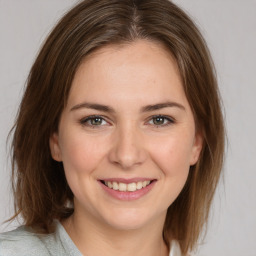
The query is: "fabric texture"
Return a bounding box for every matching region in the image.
[0,221,182,256]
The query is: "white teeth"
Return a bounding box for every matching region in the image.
[104,180,152,192]
[113,182,118,190]
[136,182,143,190]
[119,183,127,191]
[127,183,137,192]
[107,181,113,189]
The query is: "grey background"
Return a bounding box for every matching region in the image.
[0,1,255,255]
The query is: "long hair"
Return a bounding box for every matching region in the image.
[9,0,225,254]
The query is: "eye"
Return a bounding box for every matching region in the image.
[148,115,174,127]
[80,115,108,127]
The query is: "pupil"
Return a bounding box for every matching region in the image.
[92,118,102,125]
[154,117,164,125]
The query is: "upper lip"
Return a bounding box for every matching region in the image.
[99,178,156,184]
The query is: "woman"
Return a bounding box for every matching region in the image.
[0,0,225,255]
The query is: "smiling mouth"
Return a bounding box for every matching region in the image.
[100,180,155,192]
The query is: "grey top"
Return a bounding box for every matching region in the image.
[0,221,182,256]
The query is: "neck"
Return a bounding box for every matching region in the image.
[62,210,169,256]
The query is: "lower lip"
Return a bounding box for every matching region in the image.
[98,181,156,201]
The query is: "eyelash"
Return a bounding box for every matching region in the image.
[147,115,175,127]
[79,115,175,128]
[80,115,108,127]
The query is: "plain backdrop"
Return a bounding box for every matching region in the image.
[0,1,255,255]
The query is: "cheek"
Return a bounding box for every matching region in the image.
[149,133,194,177]
[149,135,193,205]
[58,132,110,205]
[59,131,108,176]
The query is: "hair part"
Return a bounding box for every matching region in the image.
[9,0,225,254]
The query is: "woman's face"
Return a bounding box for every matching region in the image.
[50,40,202,231]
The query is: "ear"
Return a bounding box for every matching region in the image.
[190,131,203,166]
[49,133,62,162]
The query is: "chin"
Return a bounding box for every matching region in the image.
[101,208,162,231]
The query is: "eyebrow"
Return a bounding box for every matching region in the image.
[70,102,114,112]
[70,101,185,113]
[141,102,185,112]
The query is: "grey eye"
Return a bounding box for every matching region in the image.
[148,115,174,127]
[80,116,108,126]
[89,117,104,125]
[152,116,166,125]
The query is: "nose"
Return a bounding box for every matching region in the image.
[108,123,147,170]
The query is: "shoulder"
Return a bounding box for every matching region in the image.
[169,240,194,256]
[169,240,182,256]
[0,226,54,256]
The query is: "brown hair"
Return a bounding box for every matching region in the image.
[9,0,225,254]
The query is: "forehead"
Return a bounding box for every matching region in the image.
[84,39,175,63]
[67,40,187,108]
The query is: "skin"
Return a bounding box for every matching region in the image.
[50,39,202,256]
